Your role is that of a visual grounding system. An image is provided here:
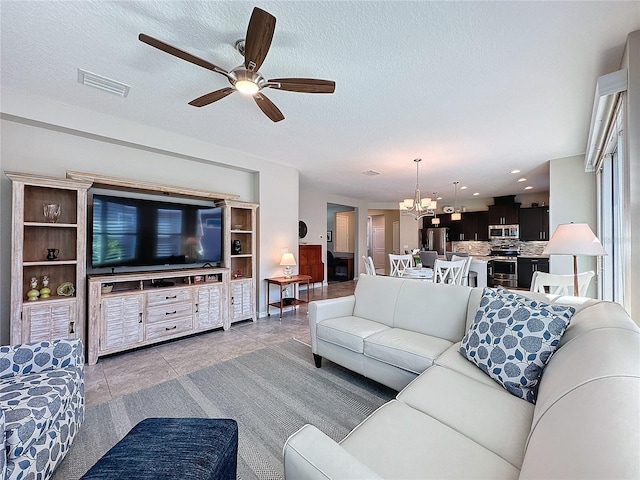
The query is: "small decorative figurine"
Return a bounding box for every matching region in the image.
[27,277,40,301]
[39,275,51,299]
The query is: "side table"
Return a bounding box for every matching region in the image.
[266,275,312,319]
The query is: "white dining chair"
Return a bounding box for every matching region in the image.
[389,254,413,277]
[530,271,595,296]
[452,255,473,286]
[433,259,466,285]
[362,255,376,275]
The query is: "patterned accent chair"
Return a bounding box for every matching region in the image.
[0,339,85,480]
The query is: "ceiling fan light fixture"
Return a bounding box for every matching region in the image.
[235,79,260,95]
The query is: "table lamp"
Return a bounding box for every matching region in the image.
[543,222,607,296]
[280,252,297,278]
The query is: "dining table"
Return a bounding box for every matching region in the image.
[402,267,434,280]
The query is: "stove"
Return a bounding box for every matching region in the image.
[488,246,520,288]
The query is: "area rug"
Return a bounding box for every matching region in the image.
[52,340,395,480]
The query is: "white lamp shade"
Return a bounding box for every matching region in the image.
[404,199,415,208]
[430,200,437,209]
[431,217,440,225]
[543,223,607,256]
[279,252,297,266]
[451,212,462,221]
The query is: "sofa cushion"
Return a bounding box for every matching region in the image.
[340,400,520,479]
[317,316,390,354]
[397,365,534,469]
[435,343,503,390]
[393,281,472,342]
[1,366,81,460]
[364,329,452,375]
[352,275,403,327]
[459,287,575,403]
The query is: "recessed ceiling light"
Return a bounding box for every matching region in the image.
[524,186,533,190]
[460,186,468,190]
[511,169,521,174]
[77,68,130,97]
[517,177,527,182]
[362,170,380,176]
[473,192,479,196]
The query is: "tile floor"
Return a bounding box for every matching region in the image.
[85,280,357,407]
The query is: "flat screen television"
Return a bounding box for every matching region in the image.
[91,193,223,268]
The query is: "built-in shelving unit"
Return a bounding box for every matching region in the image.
[87,268,229,365]
[221,200,258,323]
[7,172,92,344]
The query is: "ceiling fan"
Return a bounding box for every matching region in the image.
[139,7,336,122]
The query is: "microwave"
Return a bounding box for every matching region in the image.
[488,225,519,240]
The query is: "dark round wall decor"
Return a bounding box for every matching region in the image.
[298,220,308,239]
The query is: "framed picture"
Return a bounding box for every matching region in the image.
[327,231,333,242]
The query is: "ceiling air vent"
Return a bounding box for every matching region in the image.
[362,170,380,177]
[77,69,130,97]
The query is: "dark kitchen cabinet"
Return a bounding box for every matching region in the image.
[517,257,549,289]
[449,211,490,241]
[461,211,489,241]
[519,207,550,241]
[488,204,521,225]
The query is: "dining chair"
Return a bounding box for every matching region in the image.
[530,271,595,296]
[452,255,473,286]
[433,259,466,285]
[389,254,413,276]
[362,255,376,275]
[419,250,438,269]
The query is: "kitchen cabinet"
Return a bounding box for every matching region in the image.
[519,207,550,241]
[517,257,549,289]
[462,211,489,241]
[445,211,490,241]
[488,203,521,225]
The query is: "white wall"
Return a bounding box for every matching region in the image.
[0,89,299,341]
[548,154,598,297]
[298,183,368,282]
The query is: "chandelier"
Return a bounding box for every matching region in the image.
[399,158,437,220]
[451,181,462,221]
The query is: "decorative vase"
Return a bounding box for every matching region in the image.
[27,277,40,301]
[43,203,61,223]
[40,275,51,298]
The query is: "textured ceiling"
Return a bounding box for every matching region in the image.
[1,1,639,206]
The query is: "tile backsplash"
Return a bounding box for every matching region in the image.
[452,240,548,256]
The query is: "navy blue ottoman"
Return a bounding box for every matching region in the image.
[81,418,238,480]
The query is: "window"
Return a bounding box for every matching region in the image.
[597,99,627,308]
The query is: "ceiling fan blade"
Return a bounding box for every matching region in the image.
[189,88,235,107]
[268,78,336,94]
[253,93,284,122]
[139,33,229,77]
[243,7,276,72]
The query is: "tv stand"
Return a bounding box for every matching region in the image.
[87,267,229,365]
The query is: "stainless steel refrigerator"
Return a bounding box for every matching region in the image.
[421,228,450,255]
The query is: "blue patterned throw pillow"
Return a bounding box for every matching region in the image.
[459,287,575,403]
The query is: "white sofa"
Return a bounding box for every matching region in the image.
[284,274,640,479]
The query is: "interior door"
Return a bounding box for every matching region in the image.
[372,225,385,269]
[392,221,400,254]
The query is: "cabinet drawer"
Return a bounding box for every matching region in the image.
[146,288,193,307]
[145,316,193,341]
[146,302,193,324]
